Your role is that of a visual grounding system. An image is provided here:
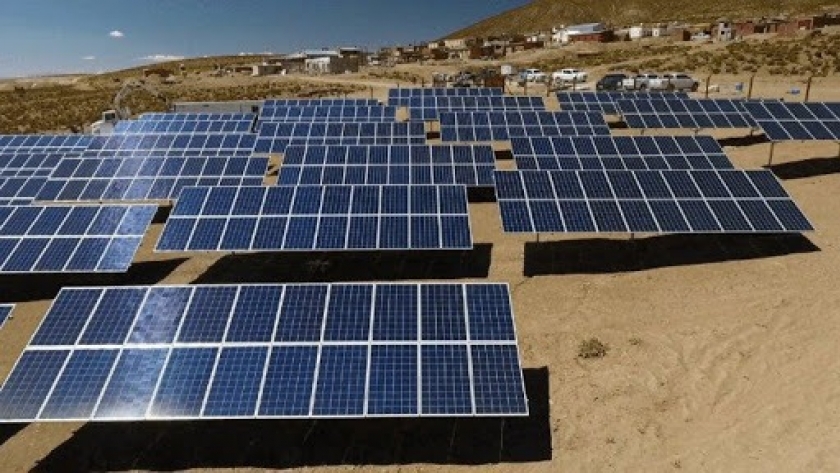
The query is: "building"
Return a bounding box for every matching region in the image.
[558,23,612,43]
[280,53,307,73]
[629,25,650,40]
[305,55,360,74]
[713,21,735,41]
[444,38,468,49]
[252,64,284,76]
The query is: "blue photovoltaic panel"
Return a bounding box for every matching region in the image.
[138,113,256,121]
[78,133,257,157]
[0,283,527,421]
[157,185,472,251]
[742,101,840,141]
[439,111,610,141]
[36,156,268,202]
[0,135,92,153]
[113,119,254,134]
[0,304,13,329]
[259,106,397,122]
[263,99,380,107]
[0,176,48,206]
[557,91,688,114]
[405,96,546,122]
[388,88,504,101]
[278,145,496,187]
[511,136,734,170]
[0,204,156,273]
[617,98,757,129]
[495,170,814,233]
[0,153,68,178]
[253,122,426,154]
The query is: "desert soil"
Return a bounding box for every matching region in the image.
[0,73,839,473]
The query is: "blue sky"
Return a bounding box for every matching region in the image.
[0,0,528,78]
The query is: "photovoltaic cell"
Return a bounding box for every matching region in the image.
[617,98,757,129]
[0,304,13,329]
[157,185,472,251]
[0,204,156,273]
[113,119,254,134]
[278,145,496,187]
[404,96,546,122]
[440,111,610,141]
[495,170,813,233]
[254,122,427,154]
[388,88,503,100]
[259,106,397,122]
[0,283,527,421]
[557,91,689,114]
[138,113,256,121]
[78,133,257,157]
[263,99,380,107]
[0,135,92,154]
[742,101,840,141]
[511,136,734,170]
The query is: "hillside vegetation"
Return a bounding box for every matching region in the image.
[449,0,840,37]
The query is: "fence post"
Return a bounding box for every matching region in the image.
[747,74,756,100]
[805,76,814,102]
[705,74,713,98]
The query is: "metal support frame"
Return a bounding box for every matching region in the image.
[767,141,777,167]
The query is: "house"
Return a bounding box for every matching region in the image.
[559,23,613,43]
[280,53,307,73]
[629,25,650,40]
[305,55,360,74]
[444,38,468,49]
[713,21,735,41]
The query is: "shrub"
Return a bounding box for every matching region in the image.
[578,338,609,359]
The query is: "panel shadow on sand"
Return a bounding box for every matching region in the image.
[32,367,550,472]
[192,244,492,284]
[523,234,819,276]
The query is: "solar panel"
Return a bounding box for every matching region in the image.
[0,204,156,273]
[0,304,12,330]
[0,176,49,206]
[254,122,427,154]
[263,99,380,107]
[494,170,813,233]
[259,106,397,122]
[741,101,840,141]
[511,136,734,170]
[36,155,268,202]
[80,133,258,157]
[138,113,256,121]
[405,96,546,122]
[388,88,504,99]
[440,111,610,141]
[0,283,527,421]
[617,99,757,129]
[0,153,69,178]
[278,145,496,187]
[157,185,472,251]
[0,135,93,153]
[113,119,255,134]
[557,91,689,114]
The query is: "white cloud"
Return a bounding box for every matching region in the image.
[140,54,186,63]
[82,56,96,61]
[109,30,124,38]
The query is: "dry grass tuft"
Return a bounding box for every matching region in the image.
[579,338,609,359]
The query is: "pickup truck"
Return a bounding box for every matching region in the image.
[520,68,547,82]
[552,68,589,83]
[622,73,699,91]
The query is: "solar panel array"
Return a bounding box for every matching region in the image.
[278,145,495,187]
[557,91,689,114]
[0,204,156,273]
[138,113,256,121]
[0,304,12,330]
[254,123,426,154]
[157,185,472,251]
[263,99,380,107]
[0,283,527,422]
[0,153,67,178]
[406,97,546,122]
[80,133,258,157]
[494,170,813,233]
[259,106,397,122]
[36,156,268,202]
[0,177,48,206]
[0,135,93,153]
[511,136,734,171]
[439,111,610,142]
[617,99,757,129]
[389,88,504,99]
[113,119,255,134]
[741,101,840,141]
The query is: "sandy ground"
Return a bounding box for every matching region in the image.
[0,75,839,473]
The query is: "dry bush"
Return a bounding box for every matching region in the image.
[578,338,609,359]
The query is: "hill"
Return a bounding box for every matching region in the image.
[448,0,840,38]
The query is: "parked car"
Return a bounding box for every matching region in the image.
[552,68,589,83]
[596,73,628,91]
[659,73,700,91]
[520,68,547,82]
[622,73,660,91]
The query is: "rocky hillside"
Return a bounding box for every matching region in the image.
[448,0,840,38]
